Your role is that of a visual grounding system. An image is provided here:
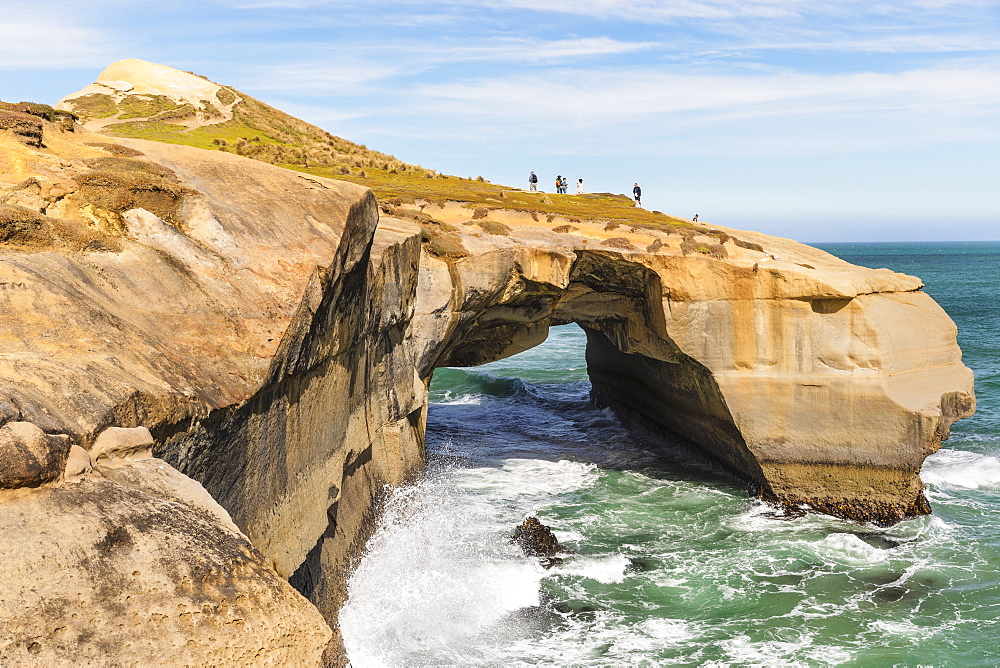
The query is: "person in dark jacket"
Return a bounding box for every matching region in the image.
[633,183,641,206]
[529,171,538,191]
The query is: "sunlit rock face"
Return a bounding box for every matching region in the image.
[0,98,973,664]
[409,201,974,525]
[0,119,424,663]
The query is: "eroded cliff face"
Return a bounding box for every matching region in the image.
[0,118,426,663]
[0,108,974,664]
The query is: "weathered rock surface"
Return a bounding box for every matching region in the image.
[0,456,331,665]
[1,114,422,662]
[0,421,69,488]
[0,69,976,664]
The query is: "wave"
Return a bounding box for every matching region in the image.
[555,553,632,584]
[429,367,533,404]
[922,448,1000,489]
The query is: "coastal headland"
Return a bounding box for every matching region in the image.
[0,60,975,664]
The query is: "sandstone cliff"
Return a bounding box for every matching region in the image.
[0,110,424,663]
[0,64,975,664]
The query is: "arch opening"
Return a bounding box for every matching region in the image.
[426,250,767,494]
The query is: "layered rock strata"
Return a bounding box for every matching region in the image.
[0,108,974,663]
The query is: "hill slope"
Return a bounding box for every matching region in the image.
[58,59,420,176]
[57,60,700,238]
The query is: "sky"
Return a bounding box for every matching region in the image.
[1,0,998,242]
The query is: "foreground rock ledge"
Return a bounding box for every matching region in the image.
[0,118,974,662]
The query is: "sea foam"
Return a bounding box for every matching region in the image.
[922,448,1000,489]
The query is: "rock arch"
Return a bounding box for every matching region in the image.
[415,239,975,525]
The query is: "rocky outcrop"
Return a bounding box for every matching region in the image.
[0,88,974,663]
[511,516,566,568]
[0,447,332,665]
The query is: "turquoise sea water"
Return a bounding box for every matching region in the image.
[340,241,1000,666]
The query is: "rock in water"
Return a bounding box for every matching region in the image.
[512,516,564,560]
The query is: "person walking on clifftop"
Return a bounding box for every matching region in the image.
[528,171,538,191]
[577,178,585,194]
[633,183,641,206]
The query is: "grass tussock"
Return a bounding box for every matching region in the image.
[84,157,178,181]
[425,233,468,259]
[734,238,764,252]
[216,87,238,107]
[601,237,636,250]
[63,93,117,119]
[84,142,145,158]
[118,95,186,120]
[0,110,44,147]
[680,237,728,259]
[476,221,512,236]
[0,100,76,139]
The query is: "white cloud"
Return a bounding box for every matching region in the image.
[729,33,1000,54]
[0,16,115,69]
[448,37,659,62]
[239,37,659,94]
[396,61,1000,158]
[418,63,1000,119]
[243,61,412,92]
[468,0,995,22]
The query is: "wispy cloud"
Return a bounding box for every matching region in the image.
[0,15,116,69]
[416,63,1000,121]
[240,37,659,93]
[243,60,413,93]
[468,0,995,22]
[455,37,659,62]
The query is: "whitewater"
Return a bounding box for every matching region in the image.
[341,241,1000,666]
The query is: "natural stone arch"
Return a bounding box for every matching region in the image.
[417,243,974,524]
[424,248,765,494]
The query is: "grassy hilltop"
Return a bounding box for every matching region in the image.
[57,63,699,235]
[45,60,721,257]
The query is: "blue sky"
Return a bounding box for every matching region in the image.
[2,0,998,241]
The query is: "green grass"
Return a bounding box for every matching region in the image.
[104,120,284,150]
[64,93,118,119]
[287,164,697,233]
[117,95,186,120]
[103,120,192,142]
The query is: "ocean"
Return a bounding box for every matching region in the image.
[340,241,1000,666]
